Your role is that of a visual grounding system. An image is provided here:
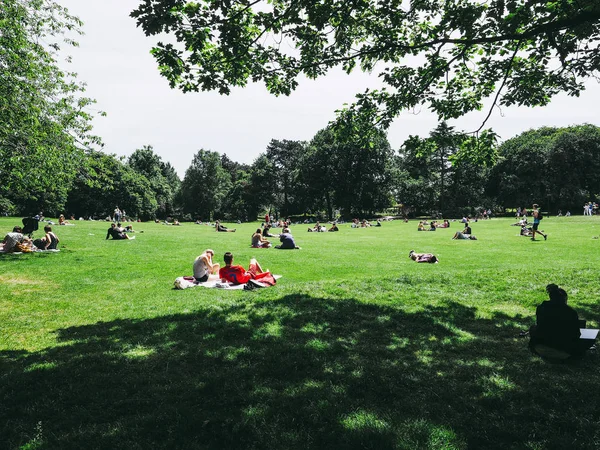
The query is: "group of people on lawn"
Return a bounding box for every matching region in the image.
[192,249,273,285]
[1,225,59,252]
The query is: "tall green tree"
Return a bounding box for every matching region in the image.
[488,125,600,212]
[265,140,305,217]
[132,0,600,129]
[179,150,231,220]
[127,145,181,218]
[66,151,158,220]
[0,0,101,214]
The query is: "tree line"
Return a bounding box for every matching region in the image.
[2,121,600,221]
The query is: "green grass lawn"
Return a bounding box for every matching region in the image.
[1,216,599,449]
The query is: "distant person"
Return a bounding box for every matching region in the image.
[531,204,547,241]
[215,220,236,232]
[453,224,476,240]
[529,284,593,359]
[193,249,220,282]
[58,214,70,225]
[328,222,339,232]
[32,225,59,250]
[276,228,300,249]
[252,229,272,248]
[106,223,132,240]
[219,252,272,284]
[409,250,438,263]
[262,224,278,237]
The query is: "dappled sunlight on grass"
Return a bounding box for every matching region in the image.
[341,409,390,432]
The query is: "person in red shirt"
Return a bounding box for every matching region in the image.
[218,252,271,285]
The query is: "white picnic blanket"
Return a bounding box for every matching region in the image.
[174,274,281,290]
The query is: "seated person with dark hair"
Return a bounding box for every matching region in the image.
[262,224,278,237]
[106,223,132,240]
[33,225,59,250]
[1,226,26,252]
[328,222,339,232]
[452,224,476,240]
[219,252,271,284]
[529,284,594,359]
[252,229,271,248]
[276,228,300,249]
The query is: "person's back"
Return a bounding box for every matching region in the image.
[535,301,580,351]
[530,285,587,357]
[3,227,24,252]
[278,230,297,249]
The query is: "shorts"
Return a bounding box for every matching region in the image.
[194,273,209,283]
[532,223,539,230]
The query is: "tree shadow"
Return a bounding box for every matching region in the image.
[1,295,599,449]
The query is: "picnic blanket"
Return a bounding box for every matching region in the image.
[174,274,281,290]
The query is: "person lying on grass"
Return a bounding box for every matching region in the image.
[528,284,593,359]
[106,223,132,240]
[193,249,220,282]
[218,252,272,285]
[251,229,272,248]
[409,250,439,263]
[215,220,236,232]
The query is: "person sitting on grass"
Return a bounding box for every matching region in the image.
[528,284,593,359]
[276,228,300,249]
[417,221,426,231]
[437,219,450,228]
[218,252,272,285]
[251,229,272,248]
[106,223,132,240]
[215,220,236,232]
[452,224,477,240]
[328,222,339,232]
[428,221,437,231]
[409,250,439,263]
[32,225,59,250]
[262,224,278,237]
[1,226,26,252]
[193,249,220,282]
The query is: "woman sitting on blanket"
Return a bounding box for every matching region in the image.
[33,225,59,250]
[252,229,272,248]
[193,249,220,282]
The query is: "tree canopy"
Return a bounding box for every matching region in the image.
[132,0,600,128]
[0,0,102,214]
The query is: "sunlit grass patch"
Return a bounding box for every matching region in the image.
[341,409,390,432]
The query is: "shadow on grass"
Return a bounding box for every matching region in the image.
[1,295,599,449]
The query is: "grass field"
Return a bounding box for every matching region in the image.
[1,216,599,449]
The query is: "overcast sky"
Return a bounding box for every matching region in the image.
[59,0,600,177]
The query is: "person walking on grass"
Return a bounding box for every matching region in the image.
[531,204,547,241]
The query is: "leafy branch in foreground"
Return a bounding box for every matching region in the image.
[131,0,600,128]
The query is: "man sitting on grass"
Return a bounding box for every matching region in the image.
[452,224,477,240]
[106,223,132,240]
[219,252,271,285]
[529,284,593,359]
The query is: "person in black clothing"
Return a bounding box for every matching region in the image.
[529,284,592,359]
[106,223,131,240]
